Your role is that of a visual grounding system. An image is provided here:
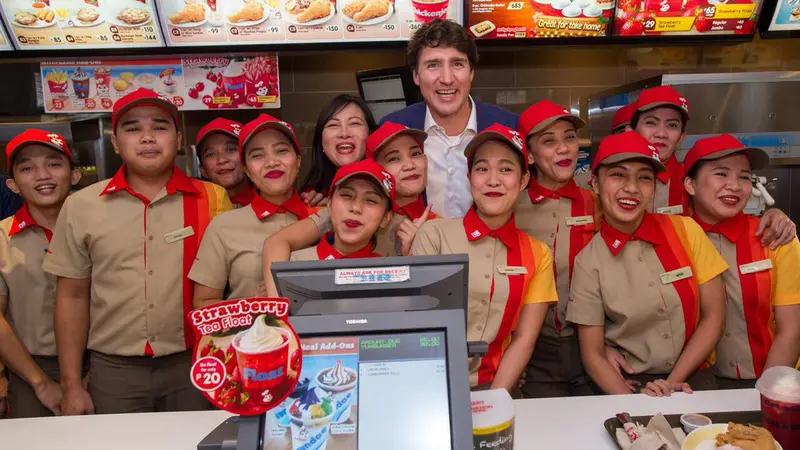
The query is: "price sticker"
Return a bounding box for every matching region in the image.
[191,356,227,392]
[507,1,524,10]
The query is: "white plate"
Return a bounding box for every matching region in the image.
[104,0,154,28]
[342,2,393,25]
[226,0,270,26]
[168,2,210,28]
[13,9,58,28]
[682,424,783,450]
[71,5,104,28]
[284,3,336,26]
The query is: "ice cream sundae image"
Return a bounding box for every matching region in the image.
[70,67,91,100]
[232,315,291,402]
[289,387,334,450]
[276,377,311,428]
[316,359,357,424]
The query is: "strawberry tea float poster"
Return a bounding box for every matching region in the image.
[466,0,615,39]
[182,55,280,109]
[613,0,762,36]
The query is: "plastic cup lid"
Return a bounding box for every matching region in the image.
[756,366,800,403]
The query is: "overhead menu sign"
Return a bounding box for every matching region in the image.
[612,0,761,36]
[0,0,165,50]
[466,0,615,39]
[155,0,461,46]
[0,17,11,48]
[767,0,800,31]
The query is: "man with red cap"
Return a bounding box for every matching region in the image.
[196,118,253,208]
[43,88,231,415]
[0,129,81,417]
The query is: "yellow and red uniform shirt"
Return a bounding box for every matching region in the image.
[290,232,380,261]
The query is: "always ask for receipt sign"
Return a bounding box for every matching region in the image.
[189,297,301,415]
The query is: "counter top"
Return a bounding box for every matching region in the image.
[0,389,761,450]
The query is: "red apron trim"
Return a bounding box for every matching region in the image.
[738,216,774,378]
[181,181,215,349]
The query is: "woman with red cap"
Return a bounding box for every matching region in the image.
[190,115,311,308]
[514,100,600,398]
[290,159,394,261]
[410,124,557,394]
[195,118,252,208]
[567,131,728,397]
[683,134,800,390]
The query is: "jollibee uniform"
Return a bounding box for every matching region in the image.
[189,115,311,300]
[42,89,231,413]
[0,130,74,417]
[410,124,558,389]
[683,134,800,388]
[633,85,690,215]
[308,122,436,256]
[291,159,393,261]
[514,101,600,398]
[567,131,728,389]
[611,103,636,134]
[195,118,253,208]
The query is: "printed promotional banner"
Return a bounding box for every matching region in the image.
[156,0,460,46]
[0,0,165,49]
[467,0,615,39]
[0,20,11,48]
[613,0,762,36]
[40,54,280,113]
[767,0,800,31]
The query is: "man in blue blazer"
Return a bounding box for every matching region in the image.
[381,19,518,218]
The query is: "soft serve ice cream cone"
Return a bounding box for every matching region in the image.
[316,359,357,424]
[232,315,290,404]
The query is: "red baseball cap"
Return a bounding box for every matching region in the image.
[330,159,395,204]
[6,129,74,171]
[683,133,769,175]
[634,85,690,122]
[366,122,427,159]
[196,118,243,149]
[238,114,300,158]
[112,88,179,131]
[592,130,667,174]
[611,103,636,132]
[465,123,528,165]
[519,100,585,137]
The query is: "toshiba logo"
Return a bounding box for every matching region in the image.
[346,319,368,324]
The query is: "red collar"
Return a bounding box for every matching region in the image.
[692,212,745,242]
[600,213,663,256]
[9,203,53,241]
[527,178,580,204]
[393,196,432,221]
[657,154,683,185]
[316,232,378,260]
[100,166,199,197]
[462,207,519,250]
[230,187,255,206]
[251,191,309,220]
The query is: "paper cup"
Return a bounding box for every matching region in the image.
[232,327,290,400]
[289,413,333,450]
[316,367,357,424]
[411,0,449,23]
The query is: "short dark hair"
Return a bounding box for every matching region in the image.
[407,19,478,71]
[467,139,528,175]
[630,106,687,133]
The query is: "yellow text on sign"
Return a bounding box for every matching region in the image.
[713,4,756,19]
[653,17,695,32]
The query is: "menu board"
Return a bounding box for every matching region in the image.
[0,0,164,50]
[41,55,280,113]
[156,0,460,46]
[613,0,761,36]
[467,0,614,38]
[0,18,11,48]
[766,0,800,31]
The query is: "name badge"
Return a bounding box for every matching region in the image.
[164,226,195,244]
[657,205,684,215]
[565,215,594,226]
[740,259,773,274]
[497,266,527,275]
[660,266,693,284]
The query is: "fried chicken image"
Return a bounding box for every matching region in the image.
[286,0,310,14]
[295,0,331,22]
[715,423,775,450]
[14,11,37,25]
[228,0,264,22]
[352,0,388,22]
[169,0,205,24]
[342,0,367,17]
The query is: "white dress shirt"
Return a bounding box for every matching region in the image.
[423,97,478,218]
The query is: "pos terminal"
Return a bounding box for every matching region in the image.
[197,255,477,450]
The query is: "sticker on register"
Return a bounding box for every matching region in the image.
[334,266,411,285]
[188,297,301,415]
[614,0,760,36]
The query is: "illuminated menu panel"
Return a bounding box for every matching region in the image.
[767,0,800,31]
[612,0,761,37]
[0,18,11,48]
[156,0,460,46]
[0,0,164,50]
[466,0,615,39]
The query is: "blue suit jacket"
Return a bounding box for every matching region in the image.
[0,176,22,221]
[380,100,519,131]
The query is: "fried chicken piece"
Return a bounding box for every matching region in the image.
[228,0,264,22]
[715,423,775,450]
[295,0,331,22]
[170,0,206,24]
[286,0,311,15]
[14,11,37,25]
[343,0,367,17]
[353,0,388,22]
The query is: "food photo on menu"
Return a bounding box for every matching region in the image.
[157,0,286,44]
[466,0,613,39]
[182,55,280,109]
[613,0,761,36]
[767,0,800,30]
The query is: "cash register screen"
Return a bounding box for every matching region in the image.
[262,330,451,450]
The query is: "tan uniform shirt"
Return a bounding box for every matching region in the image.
[43,167,230,357]
[0,205,57,356]
[411,208,557,386]
[568,214,727,375]
[189,192,310,300]
[650,154,686,215]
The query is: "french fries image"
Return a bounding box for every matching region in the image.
[46,70,68,85]
[35,8,55,23]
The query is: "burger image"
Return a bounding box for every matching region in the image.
[791,6,800,21]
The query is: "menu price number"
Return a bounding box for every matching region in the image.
[172,96,185,107]
[703,6,716,17]
[191,357,227,392]
[52,99,65,110]
[144,34,158,41]
[507,1,524,10]
[643,18,657,31]
[101,98,113,109]
[208,27,221,34]
[142,26,156,33]
[84,99,97,110]
[383,23,396,31]
[408,22,422,31]
[267,26,280,33]
[50,36,64,44]
[325,24,340,32]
